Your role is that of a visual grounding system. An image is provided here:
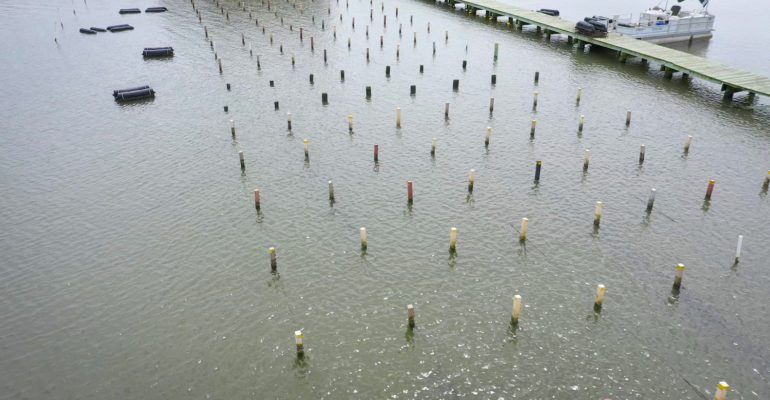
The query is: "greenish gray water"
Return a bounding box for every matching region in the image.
[0,0,769,399]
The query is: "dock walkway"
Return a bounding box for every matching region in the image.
[446,0,770,100]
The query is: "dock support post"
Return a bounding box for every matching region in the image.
[748,92,756,102]
[619,52,628,63]
[723,86,736,101]
[664,67,674,79]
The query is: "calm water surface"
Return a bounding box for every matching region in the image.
[0,0,769,399]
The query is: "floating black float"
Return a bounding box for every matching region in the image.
[142,47,174,57]
[113,87,155,101]
[145,7,168,13]
[119,8,141,14]
[79,28,96,34]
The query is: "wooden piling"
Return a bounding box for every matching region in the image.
[519,217,528,241]
[407,180,413,203]
[735,235,743,263]
[594,201,603,227]
[583,149,590,171]
[511,295,522,324]
[254,189,261,210]
[714,382,729,400]
[449,227,458,252]
[646,188,656,213]
[407,304,415,327]
[239,151,245,170]
[673,263,685,289]
[360,227,368,250]
[639,144,646,164]
[269,247,277,270]
[534,160,541,182]
[396,107,401,128]
[594,284,605,310]
[705,179,715,200]
[485,127,491,147]
[373,144,379,162]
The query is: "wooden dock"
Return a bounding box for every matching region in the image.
[440,0,770,101]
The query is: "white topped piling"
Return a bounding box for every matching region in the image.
[583,149,590,171]
[511,294,522,324]
[673,263,685,289]
[646,188,656,213]
[735,235,743,263]
[360,227,368,250]
[303,139,309,159]
[576,87,582,105]
[594,284,606,309]
[295,330,304,354]
[594,201,603,226]
[269,247,277,269]
[714,381,729,400]
[485,127,491,147]
[468,169,475,192]
[684,135,693,153]
[449,227,458,252]
[578,115,585,133]
[328,180,335,201]
[626,110,632,126]
[396,107,401,128]
[519,218,528,241]
[639,144,646,164]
